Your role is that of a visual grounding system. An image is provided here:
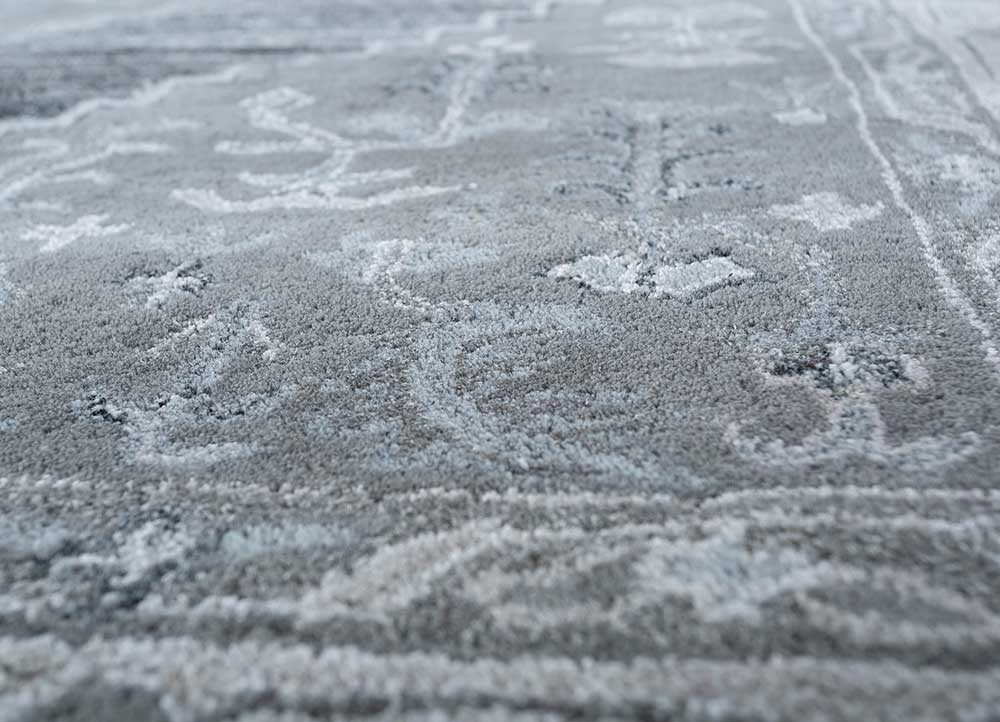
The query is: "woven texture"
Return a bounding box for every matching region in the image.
[2,1,1000,720]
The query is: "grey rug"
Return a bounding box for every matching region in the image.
[2,0,1000,719]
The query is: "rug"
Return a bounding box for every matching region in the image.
[2,0,1000,720]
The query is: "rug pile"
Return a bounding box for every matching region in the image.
[2,1,1000,720]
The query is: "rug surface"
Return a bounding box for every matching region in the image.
[2,0,1000,720]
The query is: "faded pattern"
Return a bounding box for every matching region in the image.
[2,1,1000,720]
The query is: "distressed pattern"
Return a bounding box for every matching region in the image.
[2,0,1000,720]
